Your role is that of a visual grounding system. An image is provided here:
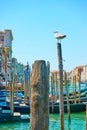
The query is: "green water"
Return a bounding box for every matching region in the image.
[0,112,86,130]
[49,112,86,130]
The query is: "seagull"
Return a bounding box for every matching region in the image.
[54,31,66,40]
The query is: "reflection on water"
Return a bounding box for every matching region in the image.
[49,118,85,130]
[0,112,86,130]
[49,112,86,130]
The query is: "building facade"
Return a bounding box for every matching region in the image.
[0,29,13,87]
[81,65,87,82]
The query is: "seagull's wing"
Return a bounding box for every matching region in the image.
[54,32,66,39]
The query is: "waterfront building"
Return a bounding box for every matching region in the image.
[81,65,87,82]
[0,29,13,88]
[69,66,83,82]
[74,66,83,82]
[69,70,74,82]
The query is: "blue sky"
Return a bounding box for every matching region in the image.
[0,0,87,71]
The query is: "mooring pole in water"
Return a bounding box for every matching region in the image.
[64,71,71,124]
[47,61,50,85]
[24,71,27,104]
[51,72,54,113]
[46,61,50,120]
[28,65,30,101]
[86,93,87,130]
[57,43,64,130]
[74,76,76,104]
[78,74,81,103]
[10,71,14,116]
[83,101,87,130]
[54,31,66,130]
[73,76,76,104]
[30,60,49,130]
[53,71,58,101]
[72,76,74,103]
[55,71,58,98]
[86,102,87,130]
[54,71,58,100]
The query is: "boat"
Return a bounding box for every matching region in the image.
[0,89,86,114]
[49,102,86,113]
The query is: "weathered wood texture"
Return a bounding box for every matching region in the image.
[78,74,81,103]
[86,103,87,130]
[30,60,49,130]
[64,71,71,123]
[57,43,64,130]
[51,73,54,113]
[73,76,76,103]
[10,72,14,115]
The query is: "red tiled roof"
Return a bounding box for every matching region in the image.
[0,31,5,34]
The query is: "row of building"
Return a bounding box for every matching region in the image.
[0,29,30,89]
[50,65,87,84]
[0,29,87,90]
[69,65,87,82]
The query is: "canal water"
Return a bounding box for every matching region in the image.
[0,112,86,130]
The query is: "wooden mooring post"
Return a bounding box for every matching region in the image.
[30,60,49,130]
[73,76,76,104]
[64,71,71,124]
[83,101,87,130]
[86,102,87,130]
[78,74,81,103]
[51,72,54,113]
[10,72,14,115]
[55,71,58,99]
[24,72,27,104]
[57,43,64,130]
